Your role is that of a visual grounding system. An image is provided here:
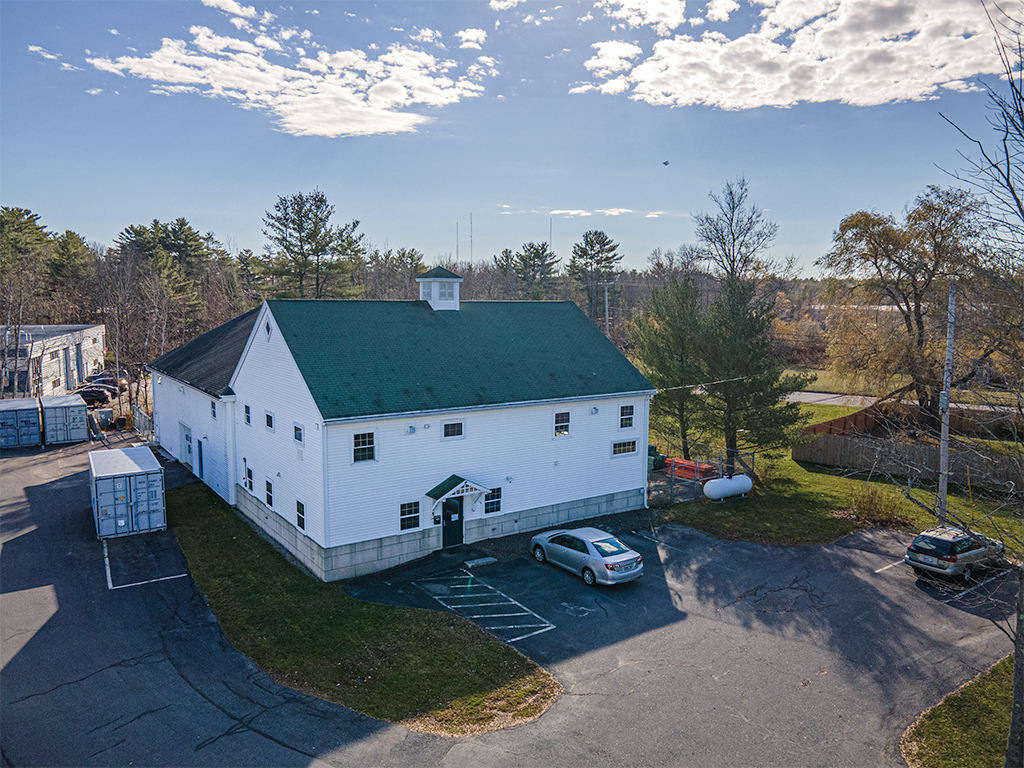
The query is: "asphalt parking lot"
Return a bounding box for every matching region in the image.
[3,436,1016,767]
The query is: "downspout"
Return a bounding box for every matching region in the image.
[226,396,237,506]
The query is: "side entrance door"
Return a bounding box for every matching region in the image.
[442,497,464,548]
[179,423,192,469]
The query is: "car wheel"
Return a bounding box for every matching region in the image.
[962,564,975,583]
[533,545,546,563]
[582,568,596,586]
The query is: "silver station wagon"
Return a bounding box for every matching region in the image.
[904,525,1005,580]
[530,527,643,586]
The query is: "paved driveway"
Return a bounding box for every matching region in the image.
[2,437,1015,767]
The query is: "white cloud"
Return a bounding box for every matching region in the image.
[456,28,487,49]
[86,88,103,95]
[583,40,644,77]
[201,0,257,19]
[704,0,739,22]
[646,211,667,217]
[550,209,593,216]
[109,29,121,36]
[597,0,688,36]
[254,34,283,51]
[410,28,443,44]
[597,207,633,215]
[84,21,491,138]
[579,0,1008,109]
[490,0,527,9]
[28,45,60,61]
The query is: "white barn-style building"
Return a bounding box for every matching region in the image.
[148,268,655,581]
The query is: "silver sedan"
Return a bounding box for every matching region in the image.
[530,527,643,586]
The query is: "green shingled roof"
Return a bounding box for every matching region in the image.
[265,300,653,421]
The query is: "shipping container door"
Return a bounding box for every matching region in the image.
[17,409,39,445]
[112,476,132,535]
[94,478,125,537]
[68,407,88,441]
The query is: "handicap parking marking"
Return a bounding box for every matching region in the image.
[416,570,555,643]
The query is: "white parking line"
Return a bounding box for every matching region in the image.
[953,572,1003,598]
[102,540,190,591]
[874,560,904,574]
[417,570,555,642]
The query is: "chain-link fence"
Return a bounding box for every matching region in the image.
[647,433,756,508]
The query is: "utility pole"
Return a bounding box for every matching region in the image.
[937,283,956,523]
[599,280,614,335]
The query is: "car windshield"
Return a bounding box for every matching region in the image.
[593,537,630,557]
[911,535,954,556]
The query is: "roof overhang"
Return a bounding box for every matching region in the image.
[426,474,489,509]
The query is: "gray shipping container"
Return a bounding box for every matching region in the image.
[40,394,90,445]
[89,447,166,538]
[0,398,41,448]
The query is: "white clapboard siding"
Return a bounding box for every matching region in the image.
[322,395,648,548]
[230,305,327,545]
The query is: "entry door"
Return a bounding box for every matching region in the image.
[196,439,204,479]
[442,497,464,548]
[179,423,192,468]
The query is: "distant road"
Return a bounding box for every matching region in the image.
[786,391,875,408]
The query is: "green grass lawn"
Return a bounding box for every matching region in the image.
[167,483,560,735]
[902,655,1015,768]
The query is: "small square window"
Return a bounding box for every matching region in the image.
[51,380,60,390]
[353,432,375,462]
[438,282,454,301]
[443,422,463,438]
[554,411,570,437]
[294,424,304,443]
[620,405,634,429]
[265,412,274,430]
[400,501,420,530]
[211,401,217,419]
[484,488,502,514]
[296,500,305,531]
[265,480,274,508]
[244,405,251,425]
[612,440,637,456]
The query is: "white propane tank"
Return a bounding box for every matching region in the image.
[703,474,753,501]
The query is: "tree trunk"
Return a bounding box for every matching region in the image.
[1006,563,1024,768]
[676,400,692,461]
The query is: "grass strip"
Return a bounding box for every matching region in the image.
[167,483,560,735]
[901,655,1014,768]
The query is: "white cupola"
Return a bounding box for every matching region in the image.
[416,266,463,311]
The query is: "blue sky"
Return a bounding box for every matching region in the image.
[0,0,1007,274]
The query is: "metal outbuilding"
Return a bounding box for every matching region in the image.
[40,394,89,445]
[89,446,166,538]
[0,398,41,448]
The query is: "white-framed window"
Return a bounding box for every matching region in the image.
[265,411,275,431]
[211,401,217,419]
[353,432,375,462]
[612,440,637,456]
[620,404,634,429]
[442,421,464,439]
[293,423,304,444]
[400,501,420,530]
[438,282,454,301]
[49,351,58,361]
[244,405,251,425]
[296,500,305,531]
[554,411,570,437]
[484,488,502,514]
[419,282,430,301]
[51,380,60,390]
[245,465,253,491]
[265,479,274,508]
[264,320,272,340]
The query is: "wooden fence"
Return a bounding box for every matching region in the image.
[792,433,1021,492]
